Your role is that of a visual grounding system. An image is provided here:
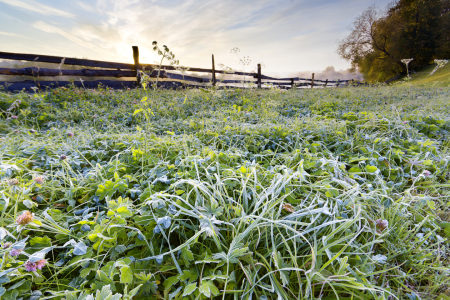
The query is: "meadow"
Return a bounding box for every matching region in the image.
[0,83,449,300]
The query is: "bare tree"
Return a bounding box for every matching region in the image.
[337,5,406,77]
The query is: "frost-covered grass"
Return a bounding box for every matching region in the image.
[0,85,450,300]
[395,61,450,88]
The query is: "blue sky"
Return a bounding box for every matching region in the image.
[0,0,393,76]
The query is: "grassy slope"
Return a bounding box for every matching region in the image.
[394,62,450,87]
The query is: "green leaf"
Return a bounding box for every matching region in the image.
[114,180,128,193]
[348,167,362,173]
[182,283,197,297]
[365,165,378,173]
[199,281,219,298]
[96,180,116,200]
[427,200,436,210]
[168,287,182,300]
[96,270,114,284]
[80,268,92,278]
[325,189,339,198]
[29,236,52,247]
[422,160,433,166]
[163,276,179,289]
[178,269,198,283]
[2,290,18,300]
[181,246,194,266]
[120,266,133,284]
[117,206,133,218]
[127,284,142,298]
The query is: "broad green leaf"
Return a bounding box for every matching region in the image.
[181,246,194,266]
[427,200,436,210]
[365,166,378,173]
[182,283,197,297]
[199,281,219,298]
[117,206,132,218]
[96,270,114,284]
[163,276,179,289]
[178,269,198,283]
[120,266,133,284]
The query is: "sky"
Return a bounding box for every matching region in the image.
[0,0,393,76]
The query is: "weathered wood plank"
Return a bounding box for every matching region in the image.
[0,67,138,77]
[0,51,135,70]
[137,64,255,76]
[0,80,335,92]
[0,80,138,91]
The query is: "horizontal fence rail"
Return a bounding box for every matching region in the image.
[0,47,367,92]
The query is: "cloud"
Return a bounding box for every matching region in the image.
[3,0,392,75]
[0,0,75,17]
[32,21,108,54]
[0,31,22,37]
[76,1,95,12]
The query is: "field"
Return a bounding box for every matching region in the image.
[0,84,450,300]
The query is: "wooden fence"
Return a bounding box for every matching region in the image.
[0,46,364,92]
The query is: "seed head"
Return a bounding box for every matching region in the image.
[67,132,74,137]
[16,211,34,225]
[60,155,67,160]
[376,219,389,232]
[8,178,19,186]
[282,203,295,213]
[34,176,45,184]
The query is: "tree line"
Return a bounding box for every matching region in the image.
[337,0,450,82]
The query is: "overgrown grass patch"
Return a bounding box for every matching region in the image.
[0,85,450,299]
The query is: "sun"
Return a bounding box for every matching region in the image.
[115,45,159,65]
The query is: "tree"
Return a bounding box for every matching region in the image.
[436,0,450,58]
[391,0,442,67]
[337,5,405,82]
[337,0,447,82]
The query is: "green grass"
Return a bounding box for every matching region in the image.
[394,62,450,87]
[0,84,450,300]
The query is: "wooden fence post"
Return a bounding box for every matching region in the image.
[325,79,328,87]
[337,79,340,88]
[291,78,294,90]
[132,46,140,87]
[257,64,261,89]
[212,54,216,86]
[311,73,315,89]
